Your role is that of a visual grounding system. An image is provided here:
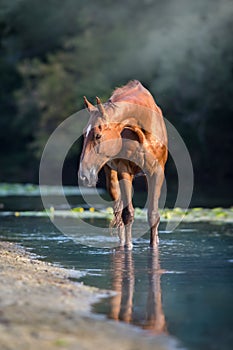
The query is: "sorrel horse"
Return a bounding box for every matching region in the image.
[79,80,167,249]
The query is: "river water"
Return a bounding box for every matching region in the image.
[0,211,233,350]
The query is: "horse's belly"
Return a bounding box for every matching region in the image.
[106,159,143,177]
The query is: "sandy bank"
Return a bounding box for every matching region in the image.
[0,241,180,350]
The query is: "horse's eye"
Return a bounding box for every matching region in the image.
[95,133,102,140]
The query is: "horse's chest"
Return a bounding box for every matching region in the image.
[107,160,121,172]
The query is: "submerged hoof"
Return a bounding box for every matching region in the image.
[124,242,133,251]
[149,236,159,248]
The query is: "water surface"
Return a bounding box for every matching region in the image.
[0,214,232,350]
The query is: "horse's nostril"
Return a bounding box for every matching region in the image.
[79,167,97,187]
[79,171,88,184]
[80,175,88,185]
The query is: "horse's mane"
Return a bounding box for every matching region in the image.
[110,80,141,101]
[106,80,161,115]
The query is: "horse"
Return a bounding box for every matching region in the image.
[78,80,168,249]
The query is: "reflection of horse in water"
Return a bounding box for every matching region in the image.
[79,80,168,249]
[109,247,167,334]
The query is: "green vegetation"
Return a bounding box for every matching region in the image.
[3,206,233,224]
[0,0,232,200]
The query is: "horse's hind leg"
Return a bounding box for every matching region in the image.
[104,166,125,246]
[148,166,164,247]
[118,172,134,250]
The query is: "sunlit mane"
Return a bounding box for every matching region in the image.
[111,80,140,100]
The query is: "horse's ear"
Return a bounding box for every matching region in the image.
[96,96,105,115]
[83,96,96,113]
[96,96,109,122]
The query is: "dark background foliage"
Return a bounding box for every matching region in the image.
[0,0,232,205]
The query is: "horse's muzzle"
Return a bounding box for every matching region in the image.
[78,166,98,187]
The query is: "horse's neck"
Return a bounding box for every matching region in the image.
[110,102,150,126]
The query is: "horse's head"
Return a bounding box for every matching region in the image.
[79,96,122,187]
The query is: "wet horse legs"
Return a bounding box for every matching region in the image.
[104,166,125,245]
[148,167,164,247]
[105,165,164,249]
[118,172,134,250]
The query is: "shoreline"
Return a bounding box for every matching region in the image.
[0,241,180,350]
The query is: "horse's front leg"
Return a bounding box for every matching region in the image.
[118,172,134,250]
[104,166,125,246]
[147,166,164,247]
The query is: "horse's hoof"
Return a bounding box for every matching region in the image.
[119,239,125,247]
[124,242,133,250]
[149,240,159,248]
[114,245,125,252]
